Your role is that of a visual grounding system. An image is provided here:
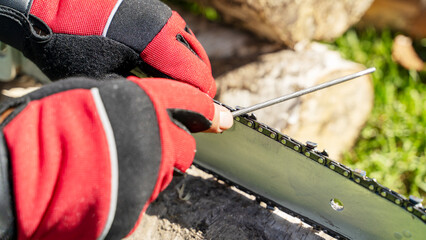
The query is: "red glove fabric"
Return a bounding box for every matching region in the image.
[128,76,215,199]
[0,0,216,97]
[0,76,214,240]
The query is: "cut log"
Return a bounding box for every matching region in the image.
[359,0,426,39]
[195,0,374,47]
[217,42,374,160]
[126,166,334,240]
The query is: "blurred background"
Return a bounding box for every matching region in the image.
[1,0,425,201]
[163,0,426,200]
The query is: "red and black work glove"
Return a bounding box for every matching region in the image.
[0,0,216,97]
[0,76,215,240]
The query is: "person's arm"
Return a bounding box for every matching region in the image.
[0,76,230,240]
[0,0,215,97]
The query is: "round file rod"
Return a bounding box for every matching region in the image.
[232,67,376,117]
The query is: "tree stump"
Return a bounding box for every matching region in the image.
[126,167,334,240]
[195,0,373,47]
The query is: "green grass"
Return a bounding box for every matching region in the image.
[329,28,426,199]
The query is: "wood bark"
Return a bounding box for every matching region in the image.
[195,0,373,47]
[126,167,334,240]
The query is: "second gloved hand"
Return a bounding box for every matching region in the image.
[0,0,216,97]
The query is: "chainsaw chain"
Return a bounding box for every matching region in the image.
[194,101,426,239]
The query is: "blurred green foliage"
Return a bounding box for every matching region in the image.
[329,28,426,199]
[163,0,220,21]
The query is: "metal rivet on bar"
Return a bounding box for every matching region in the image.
[318,158,324,164]
[258,127,263,132]
[355,178,361,183]
[270,133,276,138]
[294,146,300,151]
[305,152,310,157]
[247,122,253,127]
[381,191,387,197]
[281,139,286,144]
[395,199,401,205]
[343,171,349,177]
[407,206,413,212]
[330,164,336,170]
[403,230,412,238]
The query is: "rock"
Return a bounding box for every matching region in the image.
[195,0,373,47]
[217,42,374,160]
[126,166,334,240]
[359,0,426,39]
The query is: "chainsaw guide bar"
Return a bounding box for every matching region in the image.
[193,103,426,240]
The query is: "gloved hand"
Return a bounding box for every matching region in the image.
[0,76,227,240]
[0,0,216,97]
